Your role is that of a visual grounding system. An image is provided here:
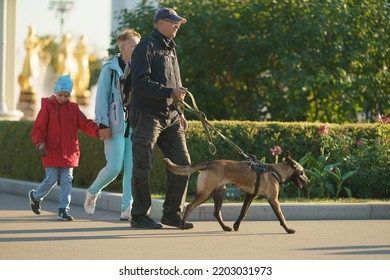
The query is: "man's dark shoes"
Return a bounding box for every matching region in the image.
[161,213,194,229]
[28,189,41,215]
[130,216,162,229]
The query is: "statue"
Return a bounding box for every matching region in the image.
[18,25,52,95]
[57,32,77,91]
[18,25,52,119]
[74,35,91,105]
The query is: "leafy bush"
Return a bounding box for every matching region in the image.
[299,153,357,199]
[0,120,388,198]
[114,0,390,122]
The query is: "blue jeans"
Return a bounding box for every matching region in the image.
[88,133,133,211]
[33,167,73,210]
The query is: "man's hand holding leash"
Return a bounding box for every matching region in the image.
[171,86,187,102]
[172,87,188,131]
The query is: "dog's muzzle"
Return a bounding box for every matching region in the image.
[299,174,310,188]
[292,173,309,189]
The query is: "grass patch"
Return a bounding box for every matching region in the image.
[276,198,390,203]
[151,193,390,204]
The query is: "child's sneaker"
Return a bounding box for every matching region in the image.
[28,189,41,215]
[84,191,99,215]
[58,208,74,221]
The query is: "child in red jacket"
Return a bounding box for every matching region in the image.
[29,75,99,221]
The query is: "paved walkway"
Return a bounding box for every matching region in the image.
[1,178,390,221]
[0,188,389,260]
[1,181,389,280]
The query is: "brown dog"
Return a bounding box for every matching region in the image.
[163,152,309,234]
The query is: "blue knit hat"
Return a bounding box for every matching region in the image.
[54,75,73,94]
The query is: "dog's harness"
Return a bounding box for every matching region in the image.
[242,155,282,196]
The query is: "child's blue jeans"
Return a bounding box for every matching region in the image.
[33,167,73,210]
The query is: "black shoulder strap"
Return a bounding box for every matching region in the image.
[121,63,131,139]
[110,70,116,103]
[110,67,115,86]
[122,62,132,101]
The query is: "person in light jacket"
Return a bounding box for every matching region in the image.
[29,75,99,221]
[84,29,141,220]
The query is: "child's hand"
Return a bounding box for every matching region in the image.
[99,128,112,141]
[36,143,47,157]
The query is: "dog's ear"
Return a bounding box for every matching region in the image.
[285,151,297,168]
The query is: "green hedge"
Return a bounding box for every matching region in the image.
[0,120,388,198]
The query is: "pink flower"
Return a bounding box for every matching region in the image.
[318,125,329,136]
[270,145,283,156]
[377,114,390,124]
[356,140,363,146]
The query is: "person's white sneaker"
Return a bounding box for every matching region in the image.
[84,191,98,215]
[120,206,131,221]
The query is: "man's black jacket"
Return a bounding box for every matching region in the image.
[130,29,183,118]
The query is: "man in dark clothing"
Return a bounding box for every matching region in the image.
[129,7,193,229]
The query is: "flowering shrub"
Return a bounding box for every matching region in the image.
[318,124,329,137]
[268,117,390,199]
[377,113,390,124]
[338,131,389,198]
[270,145,283,163]
[298,125,359,198]
[298,117,389,198]
[1,120,387,198]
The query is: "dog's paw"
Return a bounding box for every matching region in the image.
[233,223,240,231]
[223,226,232,232]
[287,228,296,234]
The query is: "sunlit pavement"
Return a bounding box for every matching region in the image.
[1,190,389,260]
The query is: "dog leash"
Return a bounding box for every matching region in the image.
[181,92,285,195]
[181,90,251,159]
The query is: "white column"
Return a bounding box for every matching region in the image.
[0,0,23,120]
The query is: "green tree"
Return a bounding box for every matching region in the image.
[113,0,389,123]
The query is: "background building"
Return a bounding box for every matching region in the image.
[0,0,138,120]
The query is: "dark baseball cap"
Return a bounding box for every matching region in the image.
[154,7,187,23]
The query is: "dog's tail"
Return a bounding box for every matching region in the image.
[163,158,210,176]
